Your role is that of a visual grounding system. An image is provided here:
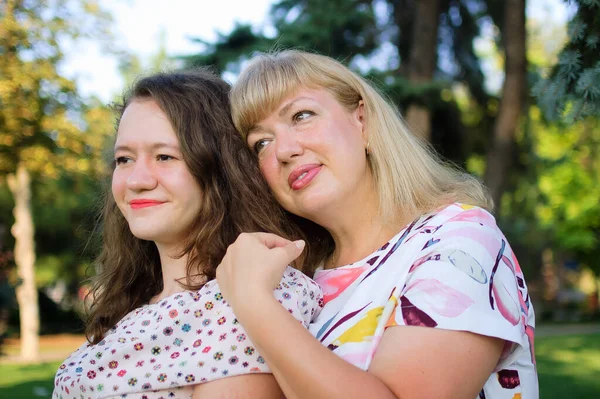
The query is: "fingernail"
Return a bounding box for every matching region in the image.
[293,240,305,250]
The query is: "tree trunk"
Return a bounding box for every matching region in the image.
[405,0,440,142]
[7,163,40,362]
[484,0,527,209]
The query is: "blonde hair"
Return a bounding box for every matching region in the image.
[230,50,493,226]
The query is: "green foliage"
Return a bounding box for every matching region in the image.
[0,0,115,300]
[534,0,600,121]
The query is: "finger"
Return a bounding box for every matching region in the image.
[269,240,305,266]
[250,232,294,249]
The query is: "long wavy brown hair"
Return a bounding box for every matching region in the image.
[85,68,310,344]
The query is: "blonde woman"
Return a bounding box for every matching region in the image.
[216,50,538,399]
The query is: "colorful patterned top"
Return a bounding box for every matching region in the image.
[53,267,323,399]
[309,203,538,399]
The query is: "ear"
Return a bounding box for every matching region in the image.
[354,100,367,142]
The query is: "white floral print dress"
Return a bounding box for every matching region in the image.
[53,267,323,399]
[309,204,538,398]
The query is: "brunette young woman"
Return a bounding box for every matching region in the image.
[52,69,322,399]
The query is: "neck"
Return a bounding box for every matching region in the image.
[152,242,192,303]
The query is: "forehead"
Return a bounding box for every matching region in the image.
[116,100,179,147]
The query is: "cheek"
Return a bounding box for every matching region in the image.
[111,170,127,199]
[258,156,281,191]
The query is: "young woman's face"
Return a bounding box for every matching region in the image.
[112,99,202,247]
[246,87,373,222]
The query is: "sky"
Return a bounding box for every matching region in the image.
[61,0,572,104]
[62,0,274,102]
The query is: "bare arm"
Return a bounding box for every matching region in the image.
[192,374,285,399]
[231,291,503,399]
[216,233,504,398]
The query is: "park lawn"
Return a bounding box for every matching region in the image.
[0,360,61,398]
[0,333,599,398]
[536,333,600,399]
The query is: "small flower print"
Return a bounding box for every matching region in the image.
[202,346,211,353]
[127,377,137,386]
[205,301,214,310]
[157,373,167,382]
[141,320,150,326]
[193,339,202,348]
[282,292,291,300]
[257,356,265,364]
[213,351,224,360]
[108,361,118,369]
[217,317,226,325]
[185,374,195,383]
[244,346,255,356]
[237,334,246,342]
[219,333,227,341]
[142,383,151,390]
[134,343,144,351]
[214,292,223,301]
[194,310,203,318]
[202,318,211,326]
[181,323,191,332]
[163,327,173,336]
[229,356,239,365]
[75,366,83,373]
[151,346,161,355]
[117,369,127,377]
[171,352,180,359]
[169,309,178,318]
[87,370,96,379]
[173,338,183,347]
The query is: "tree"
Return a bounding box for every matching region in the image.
[0,0,112,361]
[484,0,527,207]
[404,0,441,141]
[534,0,600,122]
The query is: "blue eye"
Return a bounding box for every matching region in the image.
[253,139,270,154]
[293,110,314,122]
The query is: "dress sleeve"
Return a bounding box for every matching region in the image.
[386,208,534,368]
[158,266,323,386]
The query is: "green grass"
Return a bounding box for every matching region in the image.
[537,333,600,399]
[0,361,61,398]
[0,334,599,398]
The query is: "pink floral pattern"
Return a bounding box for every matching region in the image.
[310,204,538,398]
[53,267,323,398]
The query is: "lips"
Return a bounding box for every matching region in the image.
[288,164,322,190]
[129,199,165,209]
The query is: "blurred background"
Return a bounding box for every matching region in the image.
[0,0,599,397]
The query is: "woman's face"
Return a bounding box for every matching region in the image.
[112,99,202,248]
[246,87,373,222]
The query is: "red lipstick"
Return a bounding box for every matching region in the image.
[129,199,165,209]
[288,164,322,190]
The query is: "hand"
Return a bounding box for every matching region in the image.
[216,232,305,312]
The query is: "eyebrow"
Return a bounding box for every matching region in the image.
[114,142,181,153]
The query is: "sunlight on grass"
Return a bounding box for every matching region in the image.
[536,333,600,399]
[0,333,598,398]
[0,362,61,387]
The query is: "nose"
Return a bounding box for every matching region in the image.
[126,159,157,191]
[275,128,303,163]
